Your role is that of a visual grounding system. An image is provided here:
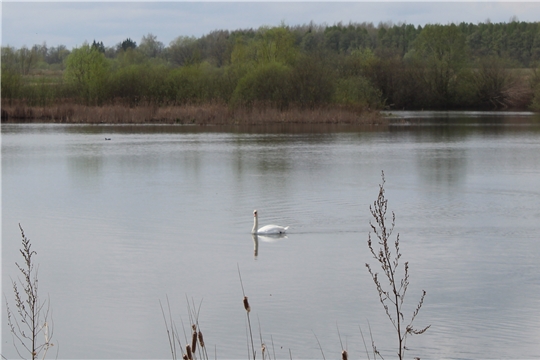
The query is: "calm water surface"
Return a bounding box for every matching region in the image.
[2,112,540,359]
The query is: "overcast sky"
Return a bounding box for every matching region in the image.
[2,1,540,49]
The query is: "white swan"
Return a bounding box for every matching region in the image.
[251,210,289,235]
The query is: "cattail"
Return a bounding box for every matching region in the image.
[191,329,198,353]
[342,350,348,360]
[182,354,188,360]
[262,343,267,359]
[243,296,251,312]
[186,344,193,360]
[198,330,205,347]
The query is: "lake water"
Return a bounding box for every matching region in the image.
[2,112,540,359]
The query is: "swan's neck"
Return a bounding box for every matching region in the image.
[251,215,258,234]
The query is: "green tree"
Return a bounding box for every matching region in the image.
[300,30,323,53]
[1,46,18,68]
[334,76,382,109]
[91,40,105,53]
[114,47,147,68]
[254,26,297,65]
[2,46,23,103]
[341,48,377,77]
[231,61,293,109]
[15,46,39,75]
[1,63,22,104]
[45,45,70,67]
[289,54,334,108]
[166,64,211,104]
[528,65,540,111]
[167,36,200,66]
[108,62,170,106]
[230,26,297,68]
[410,24,469,107]
[230,36,256,67]
[64,44,110,104]
[109,64,147,106]
[119,38,137,52]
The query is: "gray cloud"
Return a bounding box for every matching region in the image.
[2,2,539,49]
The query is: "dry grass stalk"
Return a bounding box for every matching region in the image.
[365,171,430,360]
[336,323,349,360]
[257,316,268,360]
[159,296,180,360]
[313,331,326,360]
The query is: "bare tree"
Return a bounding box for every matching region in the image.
[4,224,55,360]
[473,56,532,109]
[45,45,70,66]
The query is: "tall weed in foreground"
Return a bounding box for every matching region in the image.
[238,264,256,360]
[4,224,55,360]
[159,296,209,360]
[366,172,430,359]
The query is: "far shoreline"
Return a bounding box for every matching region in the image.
[1,103,386,126]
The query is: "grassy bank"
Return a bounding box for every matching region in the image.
[0,102,385,125]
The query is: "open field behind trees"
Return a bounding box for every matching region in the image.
[2,21,540,123]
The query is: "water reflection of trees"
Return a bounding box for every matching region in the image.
[417,147,467,186]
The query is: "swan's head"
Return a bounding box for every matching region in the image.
[253,210,258,217]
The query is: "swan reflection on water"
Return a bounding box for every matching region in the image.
[251,233,288,259]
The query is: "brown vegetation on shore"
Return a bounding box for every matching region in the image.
[0,102,385,126]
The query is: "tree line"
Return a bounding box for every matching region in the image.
[2,21,540,111]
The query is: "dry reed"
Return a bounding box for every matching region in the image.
[238,264,256,360]
[243,296,251,313]
[159,296,209,360]
[1,100,385,126]
[197,331,205,348]
[191,329,197,354]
